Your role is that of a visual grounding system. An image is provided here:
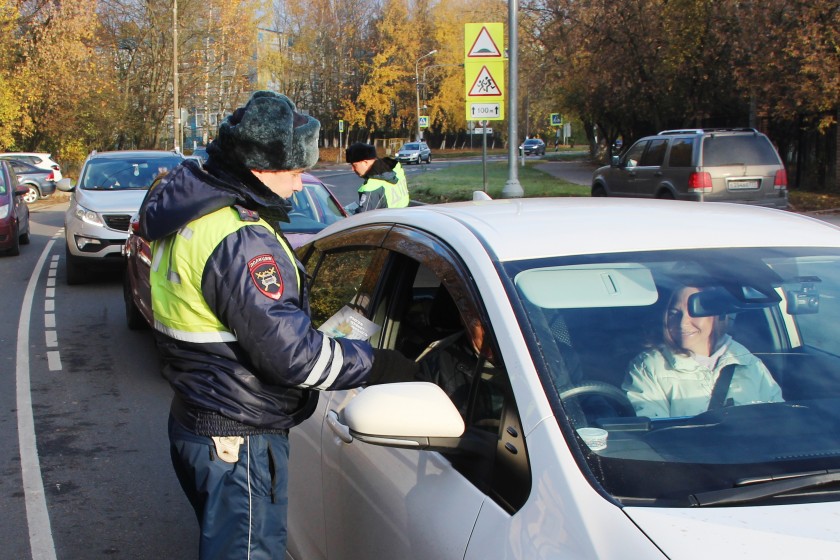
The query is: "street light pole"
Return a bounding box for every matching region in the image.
[415,49,437,142]
[502,0,523,198]
[172,0,180,151]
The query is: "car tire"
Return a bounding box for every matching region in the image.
[426,154,432,164]
[22,184,40,204]
[124,269,148,330]
[656,190,675,200]
[591,185,608,197]
[66,246,87,285]
[19,227,30,245]
[7,224,20,256]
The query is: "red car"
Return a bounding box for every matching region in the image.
[123,173,347,329]
[0,160,31,256]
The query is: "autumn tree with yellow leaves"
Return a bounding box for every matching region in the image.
[0,0,835,187]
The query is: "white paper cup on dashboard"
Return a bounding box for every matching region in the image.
[577,427,608,451]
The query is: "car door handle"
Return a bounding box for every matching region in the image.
[326,410,353,444]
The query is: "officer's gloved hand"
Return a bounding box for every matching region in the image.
[367,348,420,385]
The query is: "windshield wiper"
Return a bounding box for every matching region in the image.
[689,469,840,507]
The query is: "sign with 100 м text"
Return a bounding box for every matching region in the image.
[464,23,504,121]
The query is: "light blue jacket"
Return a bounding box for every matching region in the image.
[622,335,783,418]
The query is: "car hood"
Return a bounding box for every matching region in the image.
[76,188,149,213]
[625,502,840,559]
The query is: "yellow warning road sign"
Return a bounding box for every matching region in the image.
[464,23,504,121]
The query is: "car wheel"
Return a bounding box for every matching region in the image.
[19,225,30,245]
[591,185,608,197]
[7,224,20,256]
[22,184,39,204]
[65,246,87,285]
[426,154,432,164]
[124,269,148,330]
[657,190,675,200]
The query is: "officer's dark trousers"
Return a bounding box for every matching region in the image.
[169,415,290,560]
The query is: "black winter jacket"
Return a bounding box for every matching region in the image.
[139,149,375,435]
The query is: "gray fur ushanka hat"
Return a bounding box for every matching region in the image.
[218,90,320,171]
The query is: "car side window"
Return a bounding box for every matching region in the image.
[377,231,531,513]
[306,247,381,328]
[668,138,694,167]
[622,141,648,168]
[639,139,668,167]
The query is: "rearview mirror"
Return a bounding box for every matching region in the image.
[687,286,780,317]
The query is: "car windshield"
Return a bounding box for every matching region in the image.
[525,139,541,145]
[402,144,420,151]
[281,182,344,234]
[506,247,840,507]
[80,156,183,190]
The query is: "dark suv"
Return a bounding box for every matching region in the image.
[591,128,788,209]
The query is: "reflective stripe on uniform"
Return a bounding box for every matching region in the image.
[297,336,345,390]
[154,319,237,343]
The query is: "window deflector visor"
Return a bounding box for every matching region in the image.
[515,264,658,309]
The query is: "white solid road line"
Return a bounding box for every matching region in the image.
[16,239,58,560]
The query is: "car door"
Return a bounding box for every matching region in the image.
[9,166,28,226]
[626,138,668,197]
[294,225,531,559]
[607,139,648,196]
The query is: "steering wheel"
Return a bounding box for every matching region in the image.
[558,381,636,419]
[287,211,310,220]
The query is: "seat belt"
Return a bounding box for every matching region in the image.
[708,364,737,410]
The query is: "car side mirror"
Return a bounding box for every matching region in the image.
[14,184,29,197]
[610,155,620,167]
[56,178,75,192]
[344,202,360,214]
[342,382,466,452]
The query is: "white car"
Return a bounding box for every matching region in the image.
[396,141,432,164]
[289,198,840,559]
[57,150,183,284]
[0,152,62,181]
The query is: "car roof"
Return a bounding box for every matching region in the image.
[312,198,840,262]
[86,150,183,160]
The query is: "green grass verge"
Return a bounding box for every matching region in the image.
[410,161,589,203]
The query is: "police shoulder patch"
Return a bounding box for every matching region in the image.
[248,254,284,300]
[235,205,260,222]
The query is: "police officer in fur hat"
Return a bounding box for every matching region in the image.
[345,142,410,212]
[139,91,416,559]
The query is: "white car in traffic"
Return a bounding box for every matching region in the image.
[289,198,840,559]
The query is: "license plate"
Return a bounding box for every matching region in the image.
[728,179,760,190]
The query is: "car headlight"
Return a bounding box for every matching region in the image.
[74,203,104,227]
[0,204,9,219]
